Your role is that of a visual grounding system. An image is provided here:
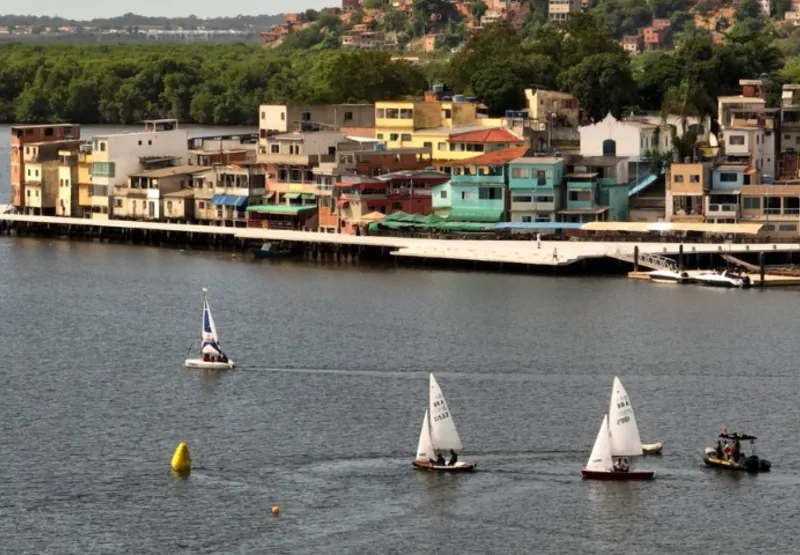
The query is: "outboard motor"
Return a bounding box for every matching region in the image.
[745,456,761,473]
[759,458,771,472]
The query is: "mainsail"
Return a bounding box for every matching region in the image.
[428,373,463,452]
[200,289,224,356]
[607,376,643,458]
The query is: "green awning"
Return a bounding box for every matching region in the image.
[285,192,301,200]
[447,207,504,223]
[247,205,318,215]
[301,193,316,201]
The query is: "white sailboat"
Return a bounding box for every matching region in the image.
[412,373,475,472]
[184,288,235,370]
[581,377,654,480]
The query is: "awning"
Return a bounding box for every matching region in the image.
[264,191,276,200]
[285,192,301,200]
[301,193,316,201]
[337,199,350,207]
[447,207,504,222]
[211,194,247,208]
[246,205,318,216]
[494,222,584,230]
[709,189,742,195]
[558,207,609,215]
[580,221,764,235]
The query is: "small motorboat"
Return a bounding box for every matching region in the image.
[412,373,476,472]
[648,269,693,284]
[581,377,655,481]
[694,270,752,289]
[251,242,292,259]
[703,431,771,473]
[184,288,235,370]
[642,442,663,455]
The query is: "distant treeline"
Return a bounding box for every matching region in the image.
[0,43,429,125]
[0,12,284,30]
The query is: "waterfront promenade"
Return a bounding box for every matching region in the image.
[2,213,797,268]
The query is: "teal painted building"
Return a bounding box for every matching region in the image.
[507,155,565,223]
[561,157,630,223]
[432,147,527,222]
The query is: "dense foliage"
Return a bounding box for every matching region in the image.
[0,9,789,126]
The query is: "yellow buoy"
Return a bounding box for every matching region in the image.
[171,442,192,475]
[271,505,280,516]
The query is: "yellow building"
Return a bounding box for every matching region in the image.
[77,147,93,215]
[374,99,519,161]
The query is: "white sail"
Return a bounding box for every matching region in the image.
[428,373,463,452]
[585,414,613,471]
[607,376,643,457]
[415,410,434,462]
[201,292,220,345]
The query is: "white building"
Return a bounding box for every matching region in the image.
[578,113,672,159]
[90,119,188,220]
[258,103,374,150]
[548,0,581,21]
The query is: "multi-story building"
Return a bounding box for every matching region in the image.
[432,147,528,223]
[561,157,630,223]
[57,149,80,217]
[10,123,80,212]
[778,84,800,179]
[507,155,565,223]
[193,163,266,227]
[258,103,375,145]
[114,165,208,222]
[21,139,83,215]
[622,34,642,54]
[89,119,188,219]
[188,133,257,166]
[665,162,711,223]
[548,0,581,21]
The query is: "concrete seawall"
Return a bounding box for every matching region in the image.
[2,213,798,275]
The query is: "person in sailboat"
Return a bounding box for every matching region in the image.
[436,453,446,466]
[613,458,629,472]
[448,450,458,466]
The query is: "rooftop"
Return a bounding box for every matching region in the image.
[512,156,564,165]
[576,156,628,167]
[11,123,78,129]
[163,189,196,198]
[271,132,348,142]
[449,128,522,143]
[129,165,211,178]
[448,146,530,166]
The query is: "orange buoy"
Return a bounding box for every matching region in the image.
[271,505,280,516]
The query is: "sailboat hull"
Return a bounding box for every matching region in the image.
[581,469,655,480]
[412,460,475,472]
[184,358,235,370]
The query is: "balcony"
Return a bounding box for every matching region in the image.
[259,152,336,166]
[671,214,705,223]
[511,201,556,212]
[708,203,739,217]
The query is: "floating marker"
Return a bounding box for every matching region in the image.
[171,442,192,475]
[272,505,280,517]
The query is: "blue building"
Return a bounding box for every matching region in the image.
[432,147,527,222]
[506,155,565,223]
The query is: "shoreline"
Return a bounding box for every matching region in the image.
[2,213,800,278]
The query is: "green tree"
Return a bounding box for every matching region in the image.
[470,64,525,115]
[558,52,637,120]
[471,0,488,21]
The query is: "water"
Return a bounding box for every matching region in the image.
[0,236,797,553]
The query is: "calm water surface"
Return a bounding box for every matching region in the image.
[0,237,797,553]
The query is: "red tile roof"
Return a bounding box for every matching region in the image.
[447,146,529,166]
[449,128,523,144]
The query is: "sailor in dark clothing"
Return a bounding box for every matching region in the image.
[436,453,446,466]
[448,450,458,466]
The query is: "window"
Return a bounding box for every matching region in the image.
[376,108,385,118]
[301,112,311,121]
[132,200,137,211]
[673,174,684,183]
[199,201,206,209]
[690,174,700,183]
[344,111,353,121]
[478,187,502,200]
[440,190,448,199]
[114,199,123,208]
[719,172,738,182]
[44,127,54,137]
[99,142,106,152]
[390,134,399,141]
[521,216,532,223]
[743,197,760,209]
[512,195,532,203]
[568,191,579,201]
[401,134,412,142]
[281,112,285,121]
[289,144,300,155]
[423,142,432,149]
[796,136,800,145]
[261,111,265,120]
[442,109,452,119]
[438,142,447,151]
[779,224,797,232]
[728,135,745,145]
[511,168,529,179]
[534,196,554,203]
[377,134,384,140]
[91,162,116,177]
[461,191,468,200]
[536,170,546,185]
[148,140,152,146]
[167,201,173,211]
[271,145,280,154]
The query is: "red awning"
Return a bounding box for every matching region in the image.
[336,199,350,207]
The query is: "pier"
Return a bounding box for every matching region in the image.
[1,213,799,273]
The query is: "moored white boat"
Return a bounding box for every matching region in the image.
[694,270,751,289]
[412,373,475,472]
[642,442,663,455]
[581,377,654,480]
[184,288,235,370]
[648,269,693,284]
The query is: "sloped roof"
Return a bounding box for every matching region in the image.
[449,128,522,143]
[448,146,530,166]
